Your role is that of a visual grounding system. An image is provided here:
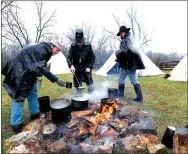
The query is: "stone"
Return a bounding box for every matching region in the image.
[96,124,109,135]
[129,123,140,135]
[103,128,118,137]
[139,114,157,135]
[24,137,43,153]
[119,105,131,118]
[124,135,147,152]
[141,134,158,144]
[47,138,66,153]
[43,123,56,135]
[4,130,38,147]
[9,144,29,153]
[147,143,166,154]
[98,145,112,153]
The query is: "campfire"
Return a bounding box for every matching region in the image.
[5,98,166,154]
[91,99,118,124]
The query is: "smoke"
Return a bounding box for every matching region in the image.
[81,81,112,103]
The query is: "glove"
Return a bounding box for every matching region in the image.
[56,79,66,87]
[85,68,90,72]
[70,65,75,73]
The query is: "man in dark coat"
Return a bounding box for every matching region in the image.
[115,26,145,103]
[2,40,71,132]
[67,29,95,93]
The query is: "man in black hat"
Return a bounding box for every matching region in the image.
[67,29,95,93]
[115,26,145,103]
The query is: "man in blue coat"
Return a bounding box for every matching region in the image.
[2,40,71,132]
[115,26,145,103]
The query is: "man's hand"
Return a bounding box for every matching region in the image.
[85,68,90,72]
[56,79,66,87]
[70,65,75,73]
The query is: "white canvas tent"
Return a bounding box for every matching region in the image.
[95,51,117,76]
[95,50,164,77]
[47,52,70,74]
[168,55,187,81]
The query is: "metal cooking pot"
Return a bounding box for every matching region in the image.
[71,96,89,111]
[50,98,72,123]
[66,82,72,88]
[108,88,118,98]
[38,96,50,113]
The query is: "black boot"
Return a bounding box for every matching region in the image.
[30,113,40,120]
[133,84,143,103]
[118,83,125,97]
[11,123,24,133]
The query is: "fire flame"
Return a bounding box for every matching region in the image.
[94,99,118,124]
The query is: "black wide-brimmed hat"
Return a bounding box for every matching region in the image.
[117,26,131,36]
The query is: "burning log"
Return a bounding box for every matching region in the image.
[71,110,94,118]
[81,117,98,135]
[67,120,79,129]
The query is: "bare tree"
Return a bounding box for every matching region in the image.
[126,3,153,49]
[1,1,14,27]
[95,29,109,52]
[2,1,30,47]
[62,22,96,45]
[34,1,57,43]
[104,2,153,51]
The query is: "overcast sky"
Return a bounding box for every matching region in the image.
[18,1,187,54]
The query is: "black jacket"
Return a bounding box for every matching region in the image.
[2,42,56,102]
[67,42,95,71]
[67,42,95,87]
[115,33,145,70]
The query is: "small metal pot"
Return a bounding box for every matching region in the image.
[71,96,89,111]
[38,96,50,113]
[108,88,118,98]
[50,98,72,123]
[66,82,72,88]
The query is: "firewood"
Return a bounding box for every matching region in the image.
[71,110,94,118]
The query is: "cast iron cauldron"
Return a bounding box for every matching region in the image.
[71,96,89,111]
[38,96,50,113]
[108,88,118,98]
[50,98,72,123]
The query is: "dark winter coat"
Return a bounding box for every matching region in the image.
[67,42,95,87]
[2,42,56,102]
[115,32,145,70]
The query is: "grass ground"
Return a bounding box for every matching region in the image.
[1,70,187,153]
